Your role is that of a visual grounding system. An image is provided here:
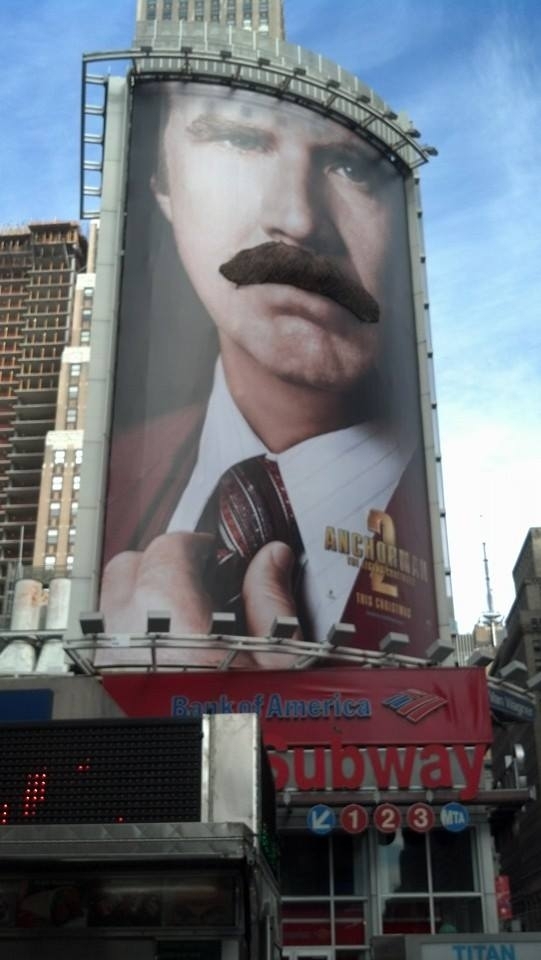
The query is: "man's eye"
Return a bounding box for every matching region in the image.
[329,160,367,184]
[216,130,270,152]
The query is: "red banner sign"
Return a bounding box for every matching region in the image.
[104,666,491,747]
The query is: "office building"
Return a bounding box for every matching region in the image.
[492,528,541,930]
[136,0,285,38]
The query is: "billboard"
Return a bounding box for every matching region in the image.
[100,80,438,661]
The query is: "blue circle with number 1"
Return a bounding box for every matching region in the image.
[307,804,336,836]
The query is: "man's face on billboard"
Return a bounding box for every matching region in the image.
[155,85,405,394]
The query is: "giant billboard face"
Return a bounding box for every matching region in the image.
[101,82,438,664]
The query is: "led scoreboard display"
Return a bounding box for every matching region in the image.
[0,719,203,825]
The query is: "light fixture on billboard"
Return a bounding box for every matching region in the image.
[380,632,409,655]
[325,78,341,107]
[220,49,233,59]
[293,66,307,77]
[210,612,237,636]
[383,108,398,120]
[499,660,528,686]
[527,671,541,693]
[467,648,494,668]
[180,45,193,54]
[356,92,371,104]
[257,56,271,67]
[426,638,455,664]
[79,612,105,636]
[269,617,300,641]
[146,611,171,635]
[326,622,356,647]
[421,145,439,157]
[408,127,421,138]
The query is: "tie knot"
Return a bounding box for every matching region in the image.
[217,455,299,561]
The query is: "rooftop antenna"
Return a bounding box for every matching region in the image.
[481,541,503,647]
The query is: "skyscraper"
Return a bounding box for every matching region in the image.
[135,0,285,39]
[0,222,86,622]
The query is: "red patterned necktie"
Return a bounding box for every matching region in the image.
[197,456,304,629]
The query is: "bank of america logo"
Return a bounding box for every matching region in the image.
[383,689,447,723]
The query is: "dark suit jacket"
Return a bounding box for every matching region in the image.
[103,409,439,657]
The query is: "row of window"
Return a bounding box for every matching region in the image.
[51,474,80,492]
[146,0,267,24]
[44,554,74,571]
[47,527,77,544]
[53,449,83,466]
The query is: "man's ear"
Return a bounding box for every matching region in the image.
[151,174,172,223]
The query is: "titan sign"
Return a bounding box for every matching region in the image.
[104,668,492,801]
[101,80,437,660]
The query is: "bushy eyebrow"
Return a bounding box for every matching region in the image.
[185,114,275,147]
[316,140,371,164]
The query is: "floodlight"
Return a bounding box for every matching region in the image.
[500,660,528,686]
[146,611,171,635]
[426,639,455,664]
[210,612,237,636]
[326,622,356,647]
[467,648,494,668]
[527,671,541,693]
[380,632,409,655]
[269,617,300,640]
[79,612,105,636]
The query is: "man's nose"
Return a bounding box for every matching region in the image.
[261,151,341,253]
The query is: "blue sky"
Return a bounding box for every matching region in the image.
[1,0,540,631]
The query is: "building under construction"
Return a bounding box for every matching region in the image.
[0,222,87,623]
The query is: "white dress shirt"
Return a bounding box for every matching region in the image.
[168,360,410,644]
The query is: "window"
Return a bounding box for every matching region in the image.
[75,448,83,465]
[82,308,92,320]
[66,409,77,426]
[83,286,94,298]
[163,0,173,18]
[70,363,81,379]
[49,502,61,516]
[179,0,188,17]
[53,449,66,465]
[243,0,252,26]
[194,0,204,19]
[80,329,91,345]
[47,529,59,544]
[211,0,220,19]
[52,476,63,491]
[44,556,56,570]
[71,501,79,516]
[66,555,74,570]
[146,0,157,19]
[226,0,236,23]
[68,385,79,399]
[73,475,81,491]
[68,527,77,543]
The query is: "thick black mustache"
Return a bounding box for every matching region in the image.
[219,241,380,324]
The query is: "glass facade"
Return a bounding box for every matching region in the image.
[281,827,484,955]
